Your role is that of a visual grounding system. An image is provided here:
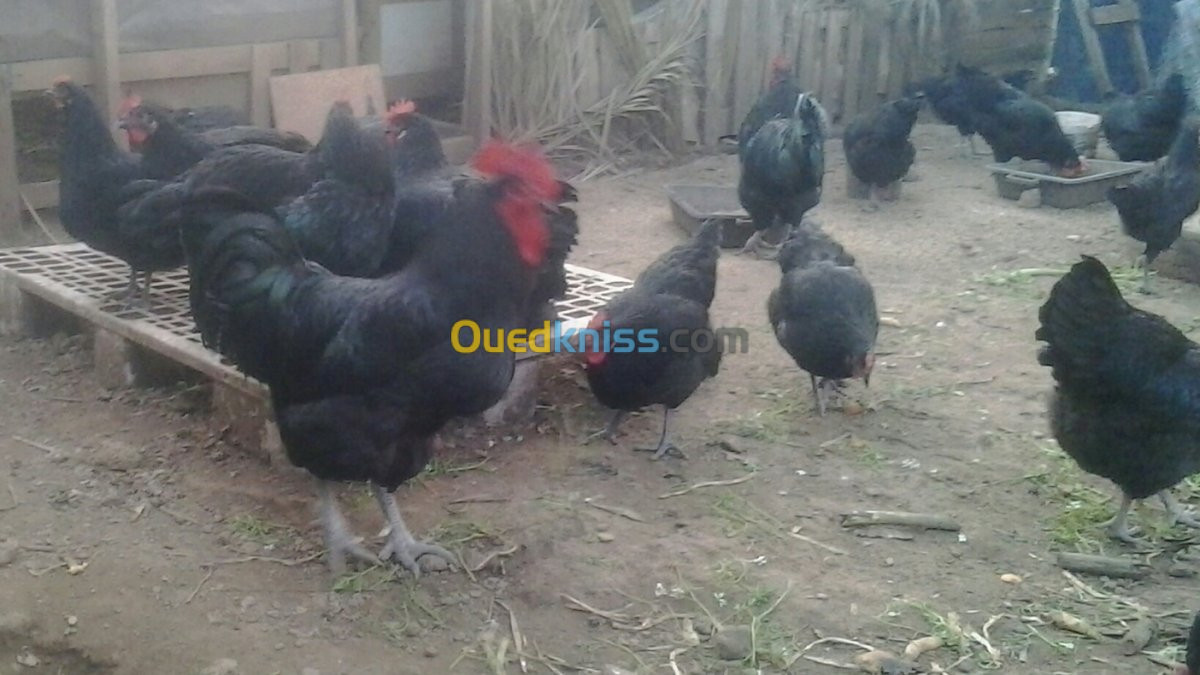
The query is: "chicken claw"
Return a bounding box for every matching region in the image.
[317,480,381,576]
[374,486,455,578]
[585,410,627,445]
[1104,494,1144,545]
[1160,491,1200,529]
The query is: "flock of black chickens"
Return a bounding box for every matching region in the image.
[36,56,1200,669]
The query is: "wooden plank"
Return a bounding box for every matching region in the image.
[732,1,760,128]
[249,44,272,127]
[799,10,820,92]
[702,0,729,144]
[1069,0,1114,95]
[1123,2,1152,89]
[0,68,20,237]
[341,0,360,67]
[821,10,846,120]
[359,0,384,66]
[842,8,865,121]
[288,40,322,74]
[876,24,891,96]
[461,0,493,142]
[578,28,601,110]
[269,64,385,140]
[90,0,122,146]
[1091,3,1139,25]
[9,42,332,93]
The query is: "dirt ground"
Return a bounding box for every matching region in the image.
[2,124,1199,675]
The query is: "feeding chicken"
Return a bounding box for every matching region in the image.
[584,219,722,459]
[843,93,924,209]
[768,223,877,415]
[1037,256,1200,544]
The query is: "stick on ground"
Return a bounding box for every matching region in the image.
[1055,552,1148,579]
[839,510,961,531]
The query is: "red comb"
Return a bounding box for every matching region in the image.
[389,100,417,116]
[51,75,72,87]
[471,140,560,202]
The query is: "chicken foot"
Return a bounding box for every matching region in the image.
[739,230,782,260]
[373,485,456,577]
[584,410,627,445]
[107,269,155,311]
[1159,491,1200,529]
[316,479,381,576]
[1104,494,1142,545]
[809,375,846,417]
[633,406,684,460]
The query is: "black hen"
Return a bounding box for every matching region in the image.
[843,94,923,207]
[1182,612,1200,675]
[953,64,1084,176]
[913,73,981,156]
[584,219,722,459]
[179,141,564,577]
[1107,120,1200,291]
[275,101,396,277]
[47,77,182,302]
[737,92,828,259]
[1102,73,1189,162]
[1036,256,1200,544]
[768,223,877,415]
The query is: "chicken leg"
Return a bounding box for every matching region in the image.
[1104,493,1141,545]
[585,410,627,445]
[633,405,683,460]
[316,479,380,576]
[809,375,846,416]
[739,230,781,259]
[373,485,456,577]
[1159,491,1200,529]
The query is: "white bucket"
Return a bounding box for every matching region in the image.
[1055,111,1102,159]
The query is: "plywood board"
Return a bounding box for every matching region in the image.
[268,64,386,141]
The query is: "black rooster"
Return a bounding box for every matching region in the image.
[843,93,924,208]
[584,219,722,459]
[179,141,565,576]
[1102,73,1190,162]
[737,90,828,259]
[1107,119,1200,292]
[768,223,877,415]
[1037,256,1200,544]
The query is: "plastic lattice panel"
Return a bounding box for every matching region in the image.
[0,244,633,350]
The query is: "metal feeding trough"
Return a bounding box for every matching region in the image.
[987,159,1148,209]
[666,184,755,248]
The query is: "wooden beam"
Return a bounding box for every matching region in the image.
[702,0,729,144]
[0,67,21,237]
[1070,0,1114,95]
[1091,3,1139,26]
[360,0,384,66]
[341,0,360,67]
[90,0,122,145]
[462,0,493,142]
[249,44,271,127]
[1120,0,1152,89]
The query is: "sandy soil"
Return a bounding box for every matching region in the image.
[1,124,1198,674]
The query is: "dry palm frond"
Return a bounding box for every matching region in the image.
[482,0,703,172]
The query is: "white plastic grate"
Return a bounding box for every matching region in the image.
[0,244,633,383]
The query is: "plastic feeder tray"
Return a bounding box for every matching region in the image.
[666,184,755,248]
[987,160,1148,209]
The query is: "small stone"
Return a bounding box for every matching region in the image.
[692,617,714,637]
[596,532,615,543]
[884,557,895,567]
[66,615,78,627]
[423,646,438,658]
[201,658,238,675]
[1000,573,1023,584]
[714,625,753,661]
[16,651,40,667]
[1167,564,1196,578]
[0,540,20,567]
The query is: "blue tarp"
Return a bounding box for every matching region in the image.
[1050,0,1179,102]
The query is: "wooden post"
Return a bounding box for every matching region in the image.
[90,0,123,146]
[249,44,271,127]
[341,0,360,67]
[1070,0,1114,96]
[463,0,493,143]
[0,66,20,237]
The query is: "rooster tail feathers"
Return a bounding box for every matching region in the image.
[1035,255,1130,371]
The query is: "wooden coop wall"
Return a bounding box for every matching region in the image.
[0,0,468,238]
[462,0,1058,149]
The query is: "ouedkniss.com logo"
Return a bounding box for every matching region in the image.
[450,320,748,355]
